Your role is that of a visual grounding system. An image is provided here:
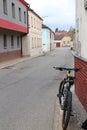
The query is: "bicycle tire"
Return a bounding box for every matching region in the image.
[58,79,67,106]
[62,91,72,130]
[58,80,65,105]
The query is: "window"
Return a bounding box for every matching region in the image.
[17,36,19,48]
[31,17,33,27]
[11,35,14,48]
[19,8,21,21]
[32,37,34,48]
[12,3,15,18]
[34,18,35,28]
[3,0,7,14]
[3,35,7,49]
[24,11,26,24]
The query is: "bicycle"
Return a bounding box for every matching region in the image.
[53,67,83,130]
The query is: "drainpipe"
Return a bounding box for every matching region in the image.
[26,3,30,34]
[21,35,23,57]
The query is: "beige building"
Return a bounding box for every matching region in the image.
[22,8,43,57]
[27,8,43,57]
[55,31,73,47]
[61,36,72,47]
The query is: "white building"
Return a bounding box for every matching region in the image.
[75,0,87,58]
[42,24,55,53]
[74,0,87,111]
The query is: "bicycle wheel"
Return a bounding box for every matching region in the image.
[57,80,65,105]
[62,91,72,130]
[58,79,68,107]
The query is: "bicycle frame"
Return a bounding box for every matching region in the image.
[59,70,74,99]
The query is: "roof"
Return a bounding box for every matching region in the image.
[42,24,51,30]
[29,8,43,20]
[18,0,30,7]
[42,24,54,34]
[54,31,74,41]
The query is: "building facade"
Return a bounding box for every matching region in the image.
[25,8,43,57]
[54,31,73,48]
[50,30,55,51]
[0,0,29,62]
[61,36,72,47]
[75,0,87,58]
[42,24,55,52]
[75,0,87,111]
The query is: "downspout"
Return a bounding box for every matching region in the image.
[21,4,30,57]
[27,8,29,34]
[21,35,23,57]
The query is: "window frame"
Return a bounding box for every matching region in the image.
[17,36,20,48]
[19,7,21,21]
[24,11,26,24]
[11,35,14,48]
[3,0,7,15]
[12,3,15,18]
[3,34,7,49]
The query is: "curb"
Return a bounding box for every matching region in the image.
[0,53,47,70]
[0,56,30,70]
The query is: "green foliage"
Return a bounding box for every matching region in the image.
[69,26,75,33]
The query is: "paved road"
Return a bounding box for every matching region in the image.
[0,48,74,130]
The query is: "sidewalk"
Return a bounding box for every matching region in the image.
[0,56,30,70]
[57,86,87,130]
[70,86,87,130]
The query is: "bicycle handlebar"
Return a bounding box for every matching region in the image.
[53,67,84,72]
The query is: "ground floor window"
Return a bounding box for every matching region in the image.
[31,36,42,49]
[17,36,20,48]
[0,32,22,52]
[11,35,14,48]
[3,34,7,49]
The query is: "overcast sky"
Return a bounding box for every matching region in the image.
[26,0,75,31]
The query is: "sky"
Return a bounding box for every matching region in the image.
[26,0,75,32]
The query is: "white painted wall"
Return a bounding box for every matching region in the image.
[42,29,50,52]
[76,0,87,59]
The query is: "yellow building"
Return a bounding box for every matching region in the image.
[61,36,72,47]
[54,31,73,48]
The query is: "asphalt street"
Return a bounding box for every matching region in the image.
[0,48,74,130]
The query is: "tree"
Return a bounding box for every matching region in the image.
[69,26,75,33]
[55,28,59,32]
